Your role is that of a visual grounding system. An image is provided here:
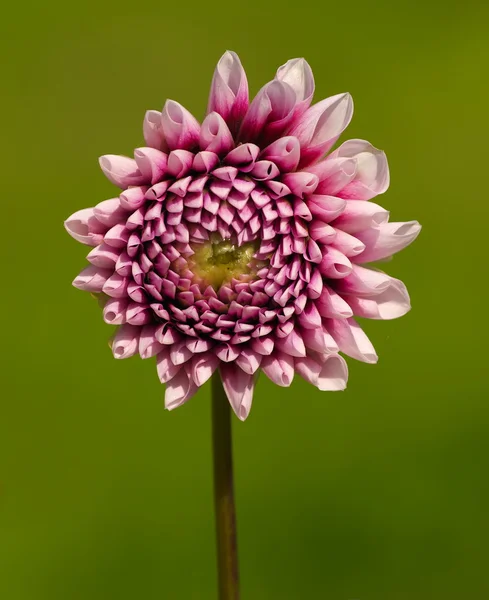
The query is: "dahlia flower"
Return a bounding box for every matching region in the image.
[65,51,420,420]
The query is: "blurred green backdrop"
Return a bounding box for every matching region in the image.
[1,0,488,598]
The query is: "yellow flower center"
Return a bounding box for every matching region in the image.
[191,238,258,288]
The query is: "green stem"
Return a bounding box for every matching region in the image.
[211,373,240,600]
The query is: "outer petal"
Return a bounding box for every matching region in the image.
[261,351,295,386]
[331,200,389,234]
[239,80,297,144]
[156,349,182,383]
[138,324,164,359]
[330,139,390,200]
[220,363,255,421]
[275,57,315,122]
[99,155,146,188]
[190,352,220,387]
[72,265,112,292]
[346,277,411,320]
[200,112,235,156]
[143,110,168,151]
[288,93,353,167]
[161,100,200,151]
[335,265,391,296]
[64,208,104,246]
[165,367,198,410]
[326,318,378,364]
[296,354,348,391]
[207,51,249,135]
[354,221,422,263]
[111,324,140,359]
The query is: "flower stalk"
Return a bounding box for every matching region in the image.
[211,372,240,600]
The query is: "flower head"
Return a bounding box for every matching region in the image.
[65,51,420,420]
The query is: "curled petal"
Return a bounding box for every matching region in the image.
[335,265,391,296]
[156,349,182,383]
[295,354,348,391]
[236,348,262,375]
[282,172,319,198]
[93,198,127,227]
[86,243,120,268]
[134,147,168,184]
[330,139,390,200]
[301,327,339,354]
[308,195,346,222]
[112,324,140,359]
[64,208,103,246]
[319,246,353,279]
[99,155,146,188]
[288,93,354,167]
[355,221,421,263]
[207,50,249,134]
[103,297,129,325]
[220,363,255,421]
[261,351,294,387]
[317,285,353,319]
[139,324,164,359]
[260,136,301,172]
[326,318,378,364]
[275,328,306,358]
[143,110,168,151]
[239,80,297,144]
[331,229,366,257]
[347,277,411,320]
[72,265,111,292]
[190,352,220,387]
[307,157,357,195]
[332,200,389,234]
[161,100,200,151]
[165,368,198,410]
[275,57,315,121]
[200,112,234,155]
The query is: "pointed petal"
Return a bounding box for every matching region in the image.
[220,363,255,420]
[355,221,421,263]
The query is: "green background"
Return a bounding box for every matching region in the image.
[1,0,488,598]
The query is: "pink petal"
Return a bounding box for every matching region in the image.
[220,363,255,421]
[236,348,262,374]
[99,155,146,188]
[354,221,421,263]
[190,352,220,387]
[93,198,127,227]
[308,195,346,222]
[143,110,168,151]
[335,265,391,296]
[260,136,300,172]
[282,172,319,198]
[288,93,353,167]
[200,112,235,156]
[330,139,390,200]
[301,326,339,354]
[275,57,315,122]
[239,80,296,144]
[72,265,111,292]
[347,277,411,320]
[161,100,200,151]
[64,208,104,246]
[275,328,306,357]
[319,246,353,279]
[103,297,129,325]
[134,147,168,184]
[317,354,348,391]
[139,324,164,359]
[307,157,357,195]
[111,324,140,359]
[156,349,182,383]
[317,285,353,318]
[326,317,378,364]
[165,368,198,410]
[207,50,249,135]
[261,351,295,387]
[86,243,120,268]
[331,229,366,257]
[331,200,389,234]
